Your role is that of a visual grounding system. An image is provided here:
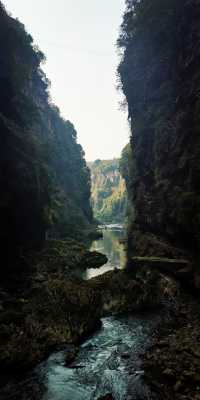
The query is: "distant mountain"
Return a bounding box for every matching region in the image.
[88,159,127,224]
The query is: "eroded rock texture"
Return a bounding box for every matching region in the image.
[118,0,200,257]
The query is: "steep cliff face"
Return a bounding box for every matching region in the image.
[89,159,127,224]
[0,2,93,251]
[118,0,200,256]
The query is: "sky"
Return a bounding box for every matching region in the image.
[4,0,128,161]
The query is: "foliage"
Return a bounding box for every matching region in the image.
[119,143,135,224]
[117,0,200,253]
[89,159,127,224]
[0,2,93,251]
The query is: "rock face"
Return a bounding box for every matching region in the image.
[88,268,175,315]
[0,276,102,371]
[88,159,127,224]
[0,240,176,371]
[118,0,200,258]
[64,345,79,366]
[0,2,94,248]
[129,257,193,281]
[0,240,104,371]
[82,251,108,269]
[143,295,200,400]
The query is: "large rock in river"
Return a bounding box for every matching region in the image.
[89,269,162,314]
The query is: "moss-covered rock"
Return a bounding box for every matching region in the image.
[0,276,101,371]
[118,0,200,262]
[0,240,180,372]
[128,230,190,259]
[80,251,108,270]
[129,256,192,280]
[88,268,175,315]
[0,240,105,371]
[64,345,79,366]
[143,296,200,399]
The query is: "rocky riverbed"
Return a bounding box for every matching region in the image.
[0,236,160,373]
[0,240,107,371]
[0,312,168,400]
[143,293,200,400]
[1,232,200,400]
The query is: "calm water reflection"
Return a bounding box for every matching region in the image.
[85,225,127,279]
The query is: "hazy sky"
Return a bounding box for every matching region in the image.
[4,0,128,161]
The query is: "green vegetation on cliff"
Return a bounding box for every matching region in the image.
[119,143,135,224]
[89,159,127,224]
[118,0,200,256]
[0,2,93,254]
[0,2,108,372]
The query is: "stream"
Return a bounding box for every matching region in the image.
[0,225,162,400]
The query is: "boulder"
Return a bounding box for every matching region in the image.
[64,345,79,366]
[81,251,108,269]
[89,269,162,314]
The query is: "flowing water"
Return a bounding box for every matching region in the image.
[1,315,161,400]
[0,226,161,400]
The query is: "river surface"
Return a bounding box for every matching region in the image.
[0,315,161,400]
[0,225,161,400]
[85,224,127,279]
